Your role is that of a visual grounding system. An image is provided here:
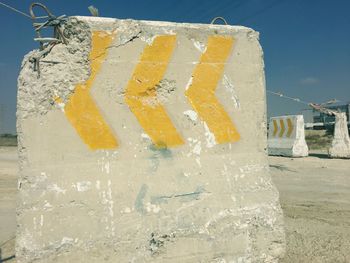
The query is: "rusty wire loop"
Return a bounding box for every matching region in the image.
[210,17,228,25]
[29,3,68,76]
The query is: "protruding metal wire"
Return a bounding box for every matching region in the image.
[88,5,99,16]
[267,90,340,116]
[0,1,31,18]
[210,16,228,25]
[28,3,68,76]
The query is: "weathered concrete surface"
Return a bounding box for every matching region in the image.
[4,147,350,262]
[329,112,350,159]
[17,17,285,262]
[268,115,308,157]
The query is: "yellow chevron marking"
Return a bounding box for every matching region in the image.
[185,35,240,144]
[124,35,184,148]
[63,31,118,150]
[279,119,285,137]
[273,119,278,137]
[286,118,294,137]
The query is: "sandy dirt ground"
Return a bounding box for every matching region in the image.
[271,153,350,263]
[0,147,17,262]
[0,146,349,262]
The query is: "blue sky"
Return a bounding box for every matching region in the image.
[0,0,349,134]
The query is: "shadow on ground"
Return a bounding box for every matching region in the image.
[308,153,330,159]
[0,238,16,263]
[0,249,15,262]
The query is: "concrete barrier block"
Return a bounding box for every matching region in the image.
[268,115,308,157]
[329,112,350,158]
[16,17,285,262]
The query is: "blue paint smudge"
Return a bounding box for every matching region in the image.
[134,184,148,214]
[151,186,207,204]
[149,144,173,172]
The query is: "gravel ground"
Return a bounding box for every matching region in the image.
[0,146,349,262]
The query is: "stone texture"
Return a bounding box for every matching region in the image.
[16,16,285,262]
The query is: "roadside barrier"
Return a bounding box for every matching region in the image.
[16,16,285,262]
[268,115,308,157]
[329,112,350,158]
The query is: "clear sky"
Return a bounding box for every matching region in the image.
[0,0,349,134]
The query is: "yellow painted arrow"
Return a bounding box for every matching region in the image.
[286,118,294,137]
[279,119,285,137]
[272,119,278,137]
[63,31,118,150]
[185,35,240,145]
[124,35,184,148]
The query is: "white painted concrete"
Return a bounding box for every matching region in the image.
[16,16,285,262]
[268,115,308,157]
[329,112,350,158]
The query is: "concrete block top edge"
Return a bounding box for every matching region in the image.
[74,15,259,36]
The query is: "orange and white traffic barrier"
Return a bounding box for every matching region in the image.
[268,115,308,157]
[16,17,285,262]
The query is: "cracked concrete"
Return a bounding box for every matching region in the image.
[16,16,285,262]
[17,17,92,119]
